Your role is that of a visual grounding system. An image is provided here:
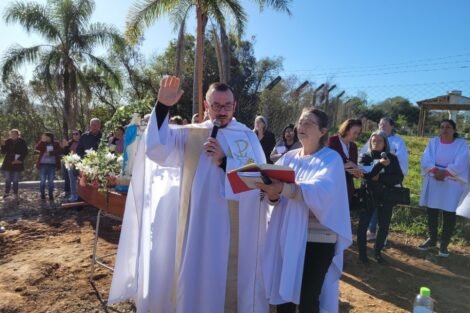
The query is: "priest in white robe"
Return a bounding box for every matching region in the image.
[108,76,269,313]
[418,119,469,257]
[257,108,352,313]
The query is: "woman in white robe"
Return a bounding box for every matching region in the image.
[257,108,352,313]
[418,119,469,257]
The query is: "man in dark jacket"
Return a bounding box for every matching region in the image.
[76,118,102,158]
[1,129,28,198]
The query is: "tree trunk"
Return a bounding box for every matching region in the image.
[175,19,186,78]
[193,4,207,118]
[211,28,224,82]
[63,69,72,139]
[220,24,230,83]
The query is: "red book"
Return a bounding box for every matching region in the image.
[227,163,295,194]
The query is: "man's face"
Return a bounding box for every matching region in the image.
[204,90,236,128]
[9,131,19,140]
[378,119,393,136]
[90,120,101,134]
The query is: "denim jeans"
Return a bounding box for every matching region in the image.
[4,170,21,195]
[39,164,56,197]
[67,168,79,200]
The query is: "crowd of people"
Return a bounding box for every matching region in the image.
[0,117,127,203]
[1,75,469,312]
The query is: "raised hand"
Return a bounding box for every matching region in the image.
[158,76,184,107]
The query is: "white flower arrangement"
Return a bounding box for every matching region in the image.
[63,153,82,170]
[75,146,123,192]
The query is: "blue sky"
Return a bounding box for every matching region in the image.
[1,0,470,104]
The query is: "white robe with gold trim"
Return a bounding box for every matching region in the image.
[108,108,268,313]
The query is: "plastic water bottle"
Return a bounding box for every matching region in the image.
[413,287,434,313]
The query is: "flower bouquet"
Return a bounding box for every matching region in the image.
[63,153,81,170]
[75,145,123,192]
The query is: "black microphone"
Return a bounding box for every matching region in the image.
[380,152,388,159]
[210,119,221,138]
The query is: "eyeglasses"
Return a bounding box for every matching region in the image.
[298,118,319,128]
[210,103,234,112]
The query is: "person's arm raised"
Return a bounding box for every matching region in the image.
[155,76,185,129]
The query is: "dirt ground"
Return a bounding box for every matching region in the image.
[1,190,469,313]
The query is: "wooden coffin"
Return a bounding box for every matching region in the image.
[77,184,126,218]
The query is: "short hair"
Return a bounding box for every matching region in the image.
[338,119,362,137]
[440,119,459,138]
[90,118,101,125]
[10,128,20,136]
[170,115,184,125]
[115,126,125,133]
[379,117,396,134]
[368,130,390,154]
[205,82,234,101]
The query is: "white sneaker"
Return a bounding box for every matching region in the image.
[367,230,377,241]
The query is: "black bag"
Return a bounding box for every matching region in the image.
[385,184,410,205]
[351,185,375,211]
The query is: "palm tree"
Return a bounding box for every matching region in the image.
[2,0,124,137]
[126,1,291,119]
[126,0,248,119]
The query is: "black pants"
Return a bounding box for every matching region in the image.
[357,201,393,257]
[427,208,456,248]
[277,242,335,313]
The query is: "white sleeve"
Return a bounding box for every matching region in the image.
[446,139,469,181]
[396,136,409,176]
[145,107,186,167]
[420,139,435,175]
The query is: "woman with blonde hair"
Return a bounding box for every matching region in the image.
[258,108,351,313]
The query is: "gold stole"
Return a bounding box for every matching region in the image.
[172,127,240,313]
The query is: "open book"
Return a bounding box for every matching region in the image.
[227,163,295,194]
[346,164,374,176]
